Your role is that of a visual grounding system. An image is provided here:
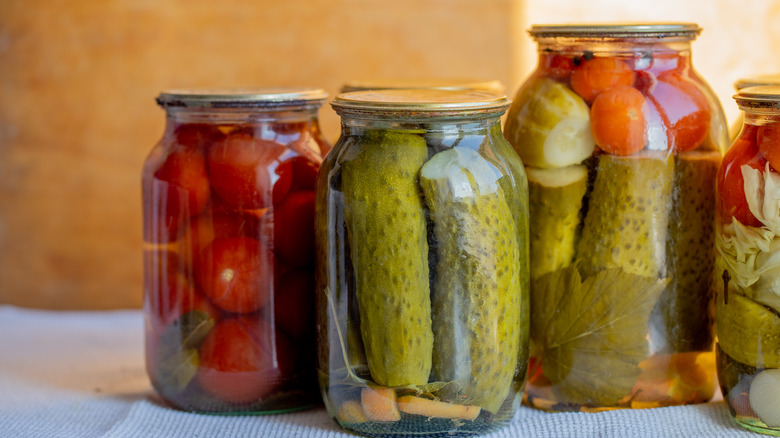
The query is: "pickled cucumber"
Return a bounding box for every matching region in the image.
[420,146,521,413]
[504,77,595,169]
[650,151,720,353]
[576,152,674,278]
[341,130,433,387]
[527,165,588,280]
[717,291,780,369]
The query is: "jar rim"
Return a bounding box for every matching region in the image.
[330,89,510,118]
[340,78,505,94]
[529,23,701,39]
[156,87,328,109]
[734,85,780,108]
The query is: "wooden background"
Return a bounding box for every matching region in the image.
[1,0,779,309]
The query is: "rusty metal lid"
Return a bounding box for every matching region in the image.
[156,87,328,109]
[735,74,780,91]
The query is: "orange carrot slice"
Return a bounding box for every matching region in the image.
[360,387,401,422]
[397,395,481,421]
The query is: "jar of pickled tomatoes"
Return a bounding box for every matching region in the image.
[716,85,780,435]
[504,23,729,412]
[317,89,530,436]
[142,88,329,413]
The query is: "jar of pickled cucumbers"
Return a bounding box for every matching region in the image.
[317,89,530,436]
[142,87,329,413]
[730,74,780,141]
[715,85,780,436]
[504,23,729,412]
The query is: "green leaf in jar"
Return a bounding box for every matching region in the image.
[531,265,667,406]
[155,310,216,393]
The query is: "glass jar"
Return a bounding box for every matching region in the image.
[730,74,780,141]
[504,24,729,412]
[142,87,329,413]
[715,85,780,436]
[317,89,530,436]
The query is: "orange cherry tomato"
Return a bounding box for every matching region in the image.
[590,85,648,155]
[646,73,711,152]
[196,237,275,314]
[570,56,636,103]
[142,142,211,243]
[197,316,294,403]
[207,132,286,210]
[757,122,780,171]
[717,124,765,227]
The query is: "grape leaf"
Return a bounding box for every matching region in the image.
[531,265,667,406]
[156,310,216,393]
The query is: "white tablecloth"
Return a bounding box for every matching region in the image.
[0,305,759,438]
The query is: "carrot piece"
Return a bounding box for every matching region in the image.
[360,387,401,422]
[396,395,481,421]
[336,400,367,424]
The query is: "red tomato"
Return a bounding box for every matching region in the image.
[540,54,575,79]
[173,123,226,150]
[142,142,211,243]
[271,121,308,137]
[645,73,711,152]
[646,52,688,75]
[273,270,315,340]
[570,56,636,103]
[196,237,275,314]
[181,211,261,271]
[590,85,648,156]
[757,122,780,171]
[271,191,316,268]
[207,132,287,210]
[273,156,320,205]
[143,250,220,329]
[717,124,765,227]
[197,316,294,403]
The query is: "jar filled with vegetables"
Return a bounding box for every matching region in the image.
[504,23,728,412]
[716,85,780,436]
[142,88,329,413]
[317,89,530,436]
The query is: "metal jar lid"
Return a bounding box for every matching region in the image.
[734,85,780,109]
[330,89,511,119]
[734,74,780,91]
[340,78,505,94]
[156,87,328,109]
[528,23,702,40]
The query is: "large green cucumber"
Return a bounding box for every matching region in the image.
[650,150,720,353]
[576,152,674,278]
[527,165,588,280]
[717,291,780,368]
[341,130,433,387]
[421,146,522,413]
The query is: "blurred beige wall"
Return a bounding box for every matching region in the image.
[3,0,780,310]
[0,0,523,309]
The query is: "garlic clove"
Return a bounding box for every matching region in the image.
[749,369,780,427]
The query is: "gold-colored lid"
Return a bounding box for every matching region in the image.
[340,78,505,94]
[529,23,701,39]
[331,89,510,118]
[734,74,780,91]
[734,85,780,109]
[156,87,328,108]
